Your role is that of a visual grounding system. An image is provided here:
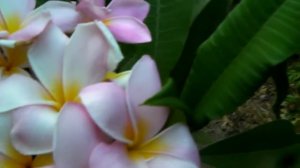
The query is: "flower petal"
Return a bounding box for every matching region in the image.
[0,39,17,47]
[0,113,32,165]
[63,21,123,100]
[148,155,198,168]
[11,105,58,155]
[139,124,200,167]
[106,16,151,43]
[108,0,150,20]
[111,71,131,89]
[9,12,51,41]
[127,56,169,142]
[0,74,55,113]
[79,0,105,8]
[79,82,131,144]
[54,103,109,168]
[29,22,68,101]
[89,142,135,168]
[0,113,12,154]
[0,31,8,38]
[28,1,82,32]
[77,0,108,20]
[0,0,35,20]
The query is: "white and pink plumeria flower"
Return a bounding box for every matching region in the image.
[0,0,82,79]
[0,0,81,47]
[0,21,123,155]
[53,56,200,168]
[77,0,151,43]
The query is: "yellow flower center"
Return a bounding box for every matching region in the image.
[0,11,22,34]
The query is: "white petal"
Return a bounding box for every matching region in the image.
[127,56,169,142]
[106,17,151,43]
[29,22,68,102]
[79,82,131,144]
[0,39,17,48]
[89,142,137,168]
[0,74,55,113]
[28,1,82,32]
[0,0,35,20]
[108,0,150,21]
[54,103,109,168]
[9,12,51,41]
[0,113,31,166]
[62,22,122,100]
[11,105,58,155]
[140,124,200,167]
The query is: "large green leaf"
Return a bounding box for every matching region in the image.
[145,0,233,128]
[171,0,232,91]
[119,0,198,81]
[181,0,300,127]
[201,120,300,168]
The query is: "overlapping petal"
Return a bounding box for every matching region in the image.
[138,124,200,167]
[89,142,135,168]
[9,12,51,42]
[63,21,123,100]
[77,0,108,20]
[107,0,150,20]
[77,0,151,43]
[11,105,59,155]
[127,56,169,143]
[0,39,18,48]
[79,82,131,144]
[0,75,55,113]
[27,1,82,32]
[29,22,68,101]
[54,103,109,168]
[106,17,151,43]
[0,112,12,155]
[0,113,32,166]
[110,71,131,88]
[0,31,8,38]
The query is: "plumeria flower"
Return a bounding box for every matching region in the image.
[0,0,82,47]
[53,56,200,168]
[0,113,54,168]
[0,21,123,155]
[77,0,151,43]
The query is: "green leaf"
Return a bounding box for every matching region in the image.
[145,78,188,111]
[36,0,48,6]
[171,0,232,91]
[181,0,300,127]
[144,78,189,125]
[143,0,232,121]
[201,120,300,168]
[119,0,198,81]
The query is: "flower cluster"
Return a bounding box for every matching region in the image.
[0,0,200,168]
